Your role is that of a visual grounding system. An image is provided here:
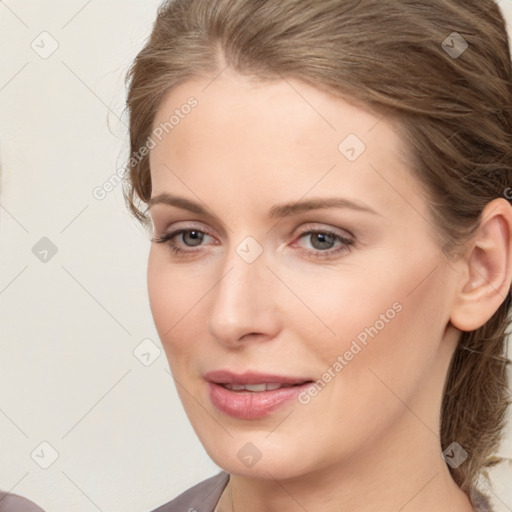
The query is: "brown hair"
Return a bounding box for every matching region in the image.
[124,0,512,498]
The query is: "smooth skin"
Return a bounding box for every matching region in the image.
[146,66,512,512]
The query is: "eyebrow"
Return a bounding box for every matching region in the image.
[148,193,380,219]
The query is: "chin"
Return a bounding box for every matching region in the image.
[198,433,320,480]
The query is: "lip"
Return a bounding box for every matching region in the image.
[204,370,314,419]
[204,370,312,385]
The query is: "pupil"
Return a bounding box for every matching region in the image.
[185,231,203,246]
[313,233,333,250]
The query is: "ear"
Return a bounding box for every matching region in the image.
[450,198,512,332]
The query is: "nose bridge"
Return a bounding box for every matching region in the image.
[207,237,279,345]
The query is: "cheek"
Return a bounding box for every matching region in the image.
[333,277,444,412]
[147,251,199,354]
[285,254,445,389]
[147,250,224,378]
[288,273,446,452]
[274,259,405,353]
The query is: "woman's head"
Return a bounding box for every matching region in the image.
[124,0,512,497]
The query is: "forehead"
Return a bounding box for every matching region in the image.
[149,70,425,220]
[151,70,394,146]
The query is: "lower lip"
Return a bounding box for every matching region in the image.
[208,382,312,419]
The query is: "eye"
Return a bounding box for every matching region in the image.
[152,228,215,256]
[173,230,205,247]
[294,228,354,259]
[152,226,355,260]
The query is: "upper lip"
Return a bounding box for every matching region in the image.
[204,370,313,385]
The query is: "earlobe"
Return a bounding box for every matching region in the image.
[450,198,512,332]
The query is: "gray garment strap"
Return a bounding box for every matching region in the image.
[150,471,229,512]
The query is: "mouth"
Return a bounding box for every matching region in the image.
[204,370,315,419]
[204,369,313,386]
[219,382,311,392]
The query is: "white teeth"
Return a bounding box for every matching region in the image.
[223,383,289,392]
[244,384,268,392]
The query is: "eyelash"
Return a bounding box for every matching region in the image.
[152,226,355,260]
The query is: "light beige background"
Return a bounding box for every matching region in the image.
[0,1,511,511]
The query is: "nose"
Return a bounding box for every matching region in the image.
[207,243,281,347]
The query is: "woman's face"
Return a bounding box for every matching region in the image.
[147,69,460,478]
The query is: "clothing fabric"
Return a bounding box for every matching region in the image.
[470,486,494,512]
[150,471,229,512]
[149,471,494,512]
[0,492,45,512]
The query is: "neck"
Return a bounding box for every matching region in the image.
[214,410,474,512]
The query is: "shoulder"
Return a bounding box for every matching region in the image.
[0,492,45,511]
[149,471,230,512]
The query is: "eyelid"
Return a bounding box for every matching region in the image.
[157,221,352,242]
[293,222,355,240]
[150,212,229,240]
[158,221,216,238]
